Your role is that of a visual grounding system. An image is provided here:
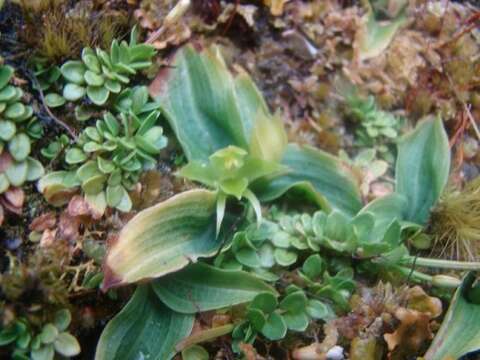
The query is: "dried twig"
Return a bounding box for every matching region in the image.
[29,73,78,141]
[145,0,191,45]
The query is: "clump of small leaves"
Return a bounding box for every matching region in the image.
[0,63,44,223]
[47,27,156,114]
[232,290,335,351]
[346,93,402,147]
[0,309,80,360]
[39,86,167,213]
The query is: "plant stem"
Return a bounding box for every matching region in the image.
[396,266,461,289]
[401,256,480,270]
[175,324,234,352]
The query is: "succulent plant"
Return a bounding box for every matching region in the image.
[346,93,403,146]
[39,86,167,213]
[41,134,70,160]
[0,64,44,222]
[232,290,335,351]
[50,27,156,112]
[0,309,80,360]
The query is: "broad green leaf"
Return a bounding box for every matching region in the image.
[152,262,277,313]
[395,116,450,224]
[95,286,194,360]
[255,144,363,217]
[424,273,480,360]
[103,190,219,289]
[151,45,279,162]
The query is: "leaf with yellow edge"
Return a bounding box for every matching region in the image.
[102,189,219,289]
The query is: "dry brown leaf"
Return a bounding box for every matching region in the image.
[406,286,442,318]
[30,212,57,232]
[264,0,290,16]
[0,151,13,172]
[40,228,57,247]
[4,187,24,209]
[58,212,80,243]
[384,308,433,353]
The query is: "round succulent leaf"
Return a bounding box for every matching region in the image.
[182,345,209,360]
[247,308,267,331]
[85,127,102,142]
[26,157,45,181]
[260,312,287,341]
[31,344,54,360]
[15,105,34,123]
[53,309,71,332]
[108,169,122,186]
[106,184,123,207]
[103,112,120,136]
[97,157,115,174]
[0,120,16,141]
[115,186,132,212]
[279,291,308,312]
[271,231,292,248]
[136,126,167,154]
[302,254,325,280]
[40,324,58,344]
[5,160,28,186]
[232,233,262,268]
[65,148,87,164]
[60,61,86,85]
[74,104,95,121]
[84,70,104,86]
[53,332,80,357]
[76,161,101,182]
[87,85,109,106]
[16,331,31,349]
[83,141,102,153]
[5,102,26,120]
[8,133,31,161]
[0,85,16,102]
[44,93,66,108]
[282,311,309,332]
[105,79,121,93]
[63,83,86,102]
[0,65,14,89]
[249,292,278,314]
[0,173,10,193]
[305,300,336,321]
[258,243,275,268]
[82,48,101,73]
[82,174,106,195]
[273,248,298,267]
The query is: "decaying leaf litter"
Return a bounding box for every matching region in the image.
[2,0,480,359]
